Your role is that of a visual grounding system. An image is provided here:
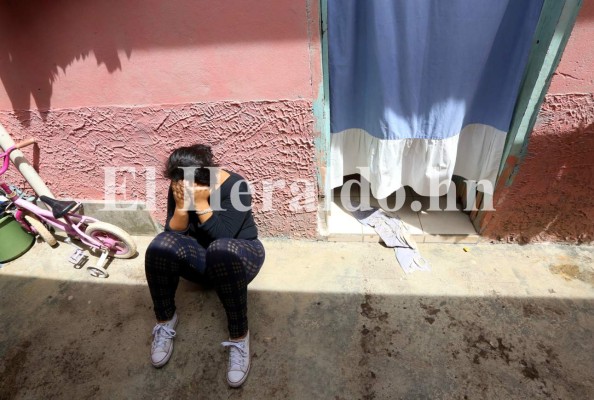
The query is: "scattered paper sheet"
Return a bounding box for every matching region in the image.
[352,207,431,274]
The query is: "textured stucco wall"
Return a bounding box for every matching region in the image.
[483,94,594,243]
[0,101,318,237]
[482,3,594,244]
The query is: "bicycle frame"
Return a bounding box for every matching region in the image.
[0,143,113,252]
[1,185,108,250]
[1,138,136,278]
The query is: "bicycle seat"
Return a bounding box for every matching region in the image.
[40,195,79,219]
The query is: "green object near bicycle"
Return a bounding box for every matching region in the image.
[0,214,35,263]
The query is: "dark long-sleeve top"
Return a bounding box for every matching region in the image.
[164,171,258,248]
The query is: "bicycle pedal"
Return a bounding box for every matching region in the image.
[68,248,85,265]
[87,266,109,278]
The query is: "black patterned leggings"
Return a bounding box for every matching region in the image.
[145,232,265,338]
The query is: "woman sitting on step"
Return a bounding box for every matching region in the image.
[144,144,265,388]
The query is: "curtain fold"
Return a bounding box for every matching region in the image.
[328,0,544,197]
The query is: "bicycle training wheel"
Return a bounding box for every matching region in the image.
[85,222,137,259]
[24,215,57,246]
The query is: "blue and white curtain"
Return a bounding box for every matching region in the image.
[329,0,543,197]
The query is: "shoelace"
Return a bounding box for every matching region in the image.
[221,340,247,370]
[152,324,176,350]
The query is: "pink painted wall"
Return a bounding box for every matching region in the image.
[483,2,594,244]
[0,0,323,238]
[549,0,594,94]
[0,101,317,237]
[0,0,315,110]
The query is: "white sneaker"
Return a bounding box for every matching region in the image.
[151,313,178,368]
[221,331,251,387]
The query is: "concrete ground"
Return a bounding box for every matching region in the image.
[0,235,593,400]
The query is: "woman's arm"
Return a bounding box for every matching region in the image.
[196,179,251,239]
[168,209,190,231]
[192,185,214,224]
[165,182,190,232]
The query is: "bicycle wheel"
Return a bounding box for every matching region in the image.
[24,215,57,246]
[85,222,137,259]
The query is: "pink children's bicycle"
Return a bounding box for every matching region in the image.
[0,138,137,278]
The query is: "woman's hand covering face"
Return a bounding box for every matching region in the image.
[171,180,212,211]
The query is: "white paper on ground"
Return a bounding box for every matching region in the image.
[352,207,431,274]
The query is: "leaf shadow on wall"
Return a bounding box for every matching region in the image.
[0,0,308,126]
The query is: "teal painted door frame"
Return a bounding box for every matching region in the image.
[474,0,583,231]
[316,0,332,215]
[317,0,583,231]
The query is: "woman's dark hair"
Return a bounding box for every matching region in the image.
[164,144,218,185]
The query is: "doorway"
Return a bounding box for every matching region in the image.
[327,174,478,243]
[318,0,583,240]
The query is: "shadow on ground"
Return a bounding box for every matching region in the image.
[1,274,592,400]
